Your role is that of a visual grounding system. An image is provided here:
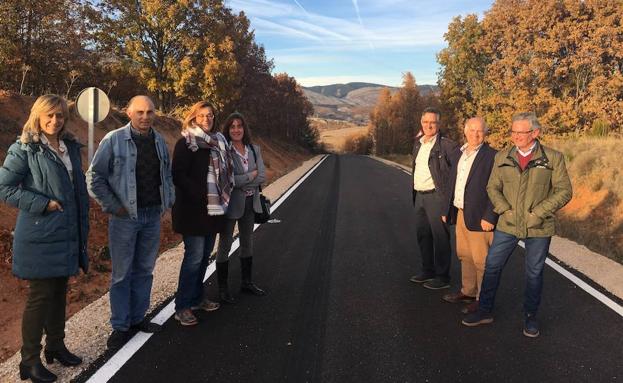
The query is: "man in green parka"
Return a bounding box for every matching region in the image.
[461,112,572,338]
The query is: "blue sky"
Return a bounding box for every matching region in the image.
[226,0,494,87]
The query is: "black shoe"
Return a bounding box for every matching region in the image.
[240,257,266,296]
[130,320,162,333]
[107,330,130,351]
[409,273,435,284]
[241,281,266,296]
[44,346,82,366]
[217,261,235,304]
[423,278,451,290]
[19,361,57,382]
[219,288,236,304]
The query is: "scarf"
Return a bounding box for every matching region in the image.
[181,126,235,215]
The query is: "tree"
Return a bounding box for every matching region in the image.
[437,14,488,131]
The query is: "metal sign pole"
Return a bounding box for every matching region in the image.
[87,87,95,163]
[76,87,110,164]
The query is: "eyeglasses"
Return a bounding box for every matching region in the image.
[510,130,533,135]
[196,114,214,120]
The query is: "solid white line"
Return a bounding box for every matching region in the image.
[518,241,623,318]
[380,156,623,317]
[86,154,329,383]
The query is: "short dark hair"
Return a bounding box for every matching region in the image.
[421,107,441,119]
[222,111,253,146]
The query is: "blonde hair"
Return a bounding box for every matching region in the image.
[182,101,215,132]
[20,94,70,143]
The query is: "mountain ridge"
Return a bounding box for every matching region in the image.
[301,82,438,124]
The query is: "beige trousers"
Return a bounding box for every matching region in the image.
[455,209,493,298]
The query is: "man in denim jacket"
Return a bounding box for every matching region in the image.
[87,95,174,351]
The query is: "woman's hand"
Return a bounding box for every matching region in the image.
[46,200,63,212]
[249,170,258,180]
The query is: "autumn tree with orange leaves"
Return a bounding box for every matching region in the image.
[437,0,623,140]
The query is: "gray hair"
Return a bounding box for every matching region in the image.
[512,112,542,131]
[421,107,441,120]
[464,116,489,134]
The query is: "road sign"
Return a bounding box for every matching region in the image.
[76,87,110,163]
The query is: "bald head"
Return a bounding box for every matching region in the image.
[464,116,487,149]
[127,95,155,133]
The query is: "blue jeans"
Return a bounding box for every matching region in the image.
[175,234,217,312]
[478,230,551,315]
[109,207,161,331]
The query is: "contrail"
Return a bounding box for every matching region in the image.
[352,0,363,26]
[351,0,374,50]
[293,0,311,17]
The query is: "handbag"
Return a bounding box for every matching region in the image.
[255,191,271,224]
[249,145,271,224]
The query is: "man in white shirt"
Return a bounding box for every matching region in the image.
[441,117,498,313]
[409,108,460,290]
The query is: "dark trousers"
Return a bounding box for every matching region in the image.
[21,277,68,366]
[217,196,256,262]
[413,191,451,281]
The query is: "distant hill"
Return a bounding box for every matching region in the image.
[302,82,438,124]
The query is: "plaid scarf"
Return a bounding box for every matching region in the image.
[181,126,235,215]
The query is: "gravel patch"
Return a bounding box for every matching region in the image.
[0,155,325,382]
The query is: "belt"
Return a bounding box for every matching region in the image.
[416,189,436,194]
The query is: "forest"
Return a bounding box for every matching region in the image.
[0,0,318,149]
[371,0,622,154]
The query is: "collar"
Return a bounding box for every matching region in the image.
[419,134,438,145]
[40,134,67,154]
[516,141,537,157]
[460,142,483,155]
[130,124,153,137]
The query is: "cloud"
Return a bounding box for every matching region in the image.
[251,17,323,41]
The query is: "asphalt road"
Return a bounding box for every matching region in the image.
[88,154,623,383]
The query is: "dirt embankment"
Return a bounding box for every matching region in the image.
[0,91,312,362]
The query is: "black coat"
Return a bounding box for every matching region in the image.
[411,133,461,205]
[446,142,498,231]
[171,138,224,235]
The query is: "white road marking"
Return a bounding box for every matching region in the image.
[86,155,329,382]
[394,158,622,317]
[518,241,623,317]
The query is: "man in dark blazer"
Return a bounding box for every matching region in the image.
[441,117,498,313]
[410,107,461,290]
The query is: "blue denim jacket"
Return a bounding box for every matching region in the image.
[86,123,174,219]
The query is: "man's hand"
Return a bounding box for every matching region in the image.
[115,207,128,217]
[441,216,447,223]
[46,200,63,212]
[480,219,494,232]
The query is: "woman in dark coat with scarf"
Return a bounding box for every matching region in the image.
[171,101,234,326]
[0,94,89,383]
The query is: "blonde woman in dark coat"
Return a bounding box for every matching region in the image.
[216,112,266,300]
[0,95,88,382]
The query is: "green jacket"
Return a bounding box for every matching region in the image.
[486,141,572,238]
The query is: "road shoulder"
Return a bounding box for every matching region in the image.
[0,155,326,383]
[369,154,623,302]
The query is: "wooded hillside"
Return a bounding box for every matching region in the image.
[0,0,318,149]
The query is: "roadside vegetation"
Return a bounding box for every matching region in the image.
[365,0,622,264]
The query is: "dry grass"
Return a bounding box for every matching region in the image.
[317,123,369,153]
[379,135,623,264]
[548,136,623,263]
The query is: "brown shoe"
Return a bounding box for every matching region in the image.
[461,301,479,314]
[442,292,476,303]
